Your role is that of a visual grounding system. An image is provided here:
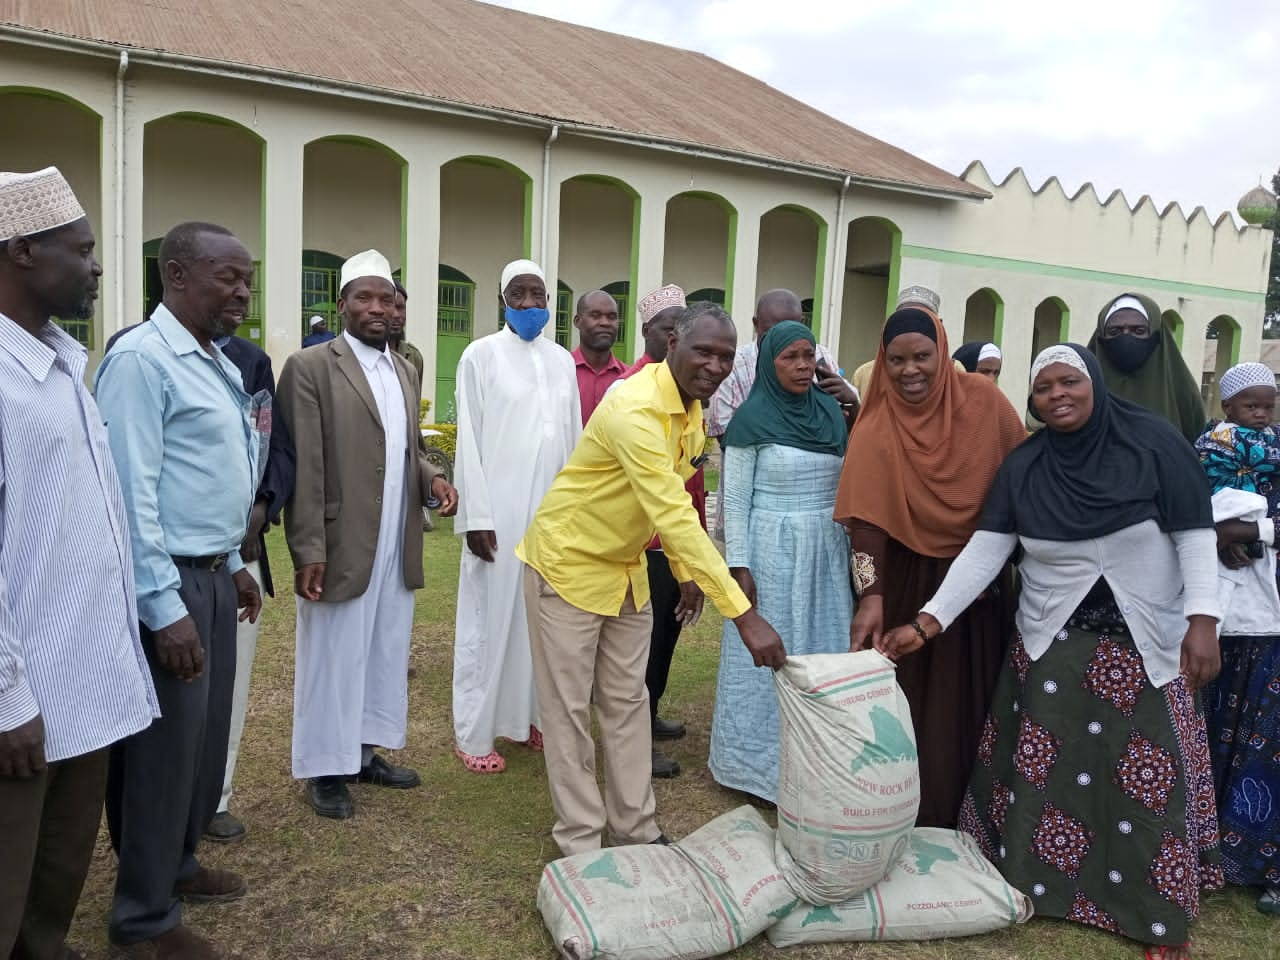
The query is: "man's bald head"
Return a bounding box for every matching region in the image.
[753,288,803,342]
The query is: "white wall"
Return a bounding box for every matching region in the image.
[662,193,731,295]
[755,206,819,303]
[439,158,528,337]
[302,139,402,268]
[144,115,263,256]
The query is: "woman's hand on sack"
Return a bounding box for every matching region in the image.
[730,567,757,607]
[849,595,883,651]
[1179,614,1221,693]
[876,625,923,660]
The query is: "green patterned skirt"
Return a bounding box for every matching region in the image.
[959,612,1223,947]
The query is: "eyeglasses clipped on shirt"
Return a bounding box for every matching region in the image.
[690,454,709,469]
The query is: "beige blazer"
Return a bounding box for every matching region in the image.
[277,335,442,603]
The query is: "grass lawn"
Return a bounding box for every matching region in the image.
[68,524,1277,959]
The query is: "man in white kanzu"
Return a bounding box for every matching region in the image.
[451,259,581,774]
[277,249,458,819]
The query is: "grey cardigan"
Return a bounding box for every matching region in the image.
[921,520,1219,687]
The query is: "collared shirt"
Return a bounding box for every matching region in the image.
[705,339,841,438]
[394,338,425,385]
[94,305,258,630]
[516,360,749,619]
[625,353,707,548]
[572,346,628,425]
[0,316,159,760]
[344,331,408,518]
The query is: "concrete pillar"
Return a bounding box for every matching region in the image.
[261,132,304,374]
[403,150,441,406]
[728,205,760,341]
[631,189,667,361]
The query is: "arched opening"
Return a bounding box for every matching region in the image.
[961,288,1004,355]
[1162,309,1184,351]
[559,175,639,361]
[664,191,735,317]
[1205,315,1241,410]
[0,89,103,351]
[303,136,404,345]
[687,287,727,305]
[1031,296,1069,358]
[839,216,901,371]
[755,204,827,335]
[439,154,533,386]
[435,264,476,421]
[145,113,266,346]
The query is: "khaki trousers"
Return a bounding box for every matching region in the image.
[523,565,659,856]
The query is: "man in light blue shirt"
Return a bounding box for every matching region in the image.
[0,169,160,960]
[95,221,262,960]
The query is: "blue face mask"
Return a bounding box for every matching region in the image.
[504,305,550,341]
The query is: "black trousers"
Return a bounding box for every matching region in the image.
[0,748,109,960]
[106,565,237,944]
[643,550,683,722]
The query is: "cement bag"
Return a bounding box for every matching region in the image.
[766,828,1033,946]
[538,806,797,960]
[774,651,920,903]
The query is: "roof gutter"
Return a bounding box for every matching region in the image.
[826,174,851,349]
[0,24,987,203]
[114,49,128,337]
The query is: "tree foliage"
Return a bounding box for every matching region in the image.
[1264,165,1280,338]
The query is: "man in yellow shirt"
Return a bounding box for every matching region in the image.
[516,302,786,856]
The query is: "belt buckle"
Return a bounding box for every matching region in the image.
[210,553,227,572]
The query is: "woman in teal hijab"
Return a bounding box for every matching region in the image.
[710,321,853,803]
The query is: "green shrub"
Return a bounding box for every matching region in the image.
[421,423,457,459]
[419,398,432,427]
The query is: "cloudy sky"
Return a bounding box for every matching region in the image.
[488,0,1278,223]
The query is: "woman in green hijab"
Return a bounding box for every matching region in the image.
[709,321,851,803]
[1088,292,1207,443]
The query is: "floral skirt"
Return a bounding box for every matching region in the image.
[1203,633,1280,888]
[959,624,1223,946]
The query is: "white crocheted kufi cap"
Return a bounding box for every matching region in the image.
[0,167,87,242]
[1220,361,1277,401]
[500,259,545,293]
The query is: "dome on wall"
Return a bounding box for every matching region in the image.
[1238,185,1278,225]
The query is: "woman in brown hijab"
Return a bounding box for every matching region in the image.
[835,306,1026,827]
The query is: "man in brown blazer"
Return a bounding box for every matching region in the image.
[277,249,457,819]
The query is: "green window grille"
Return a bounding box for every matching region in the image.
[53,316,93,349]
[301,266,339,337]
[555,282,572,348]
[686,287,726,305]
[438,280,474,336]
[601,280,630,358]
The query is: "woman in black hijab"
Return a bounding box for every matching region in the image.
[881,344,1223,960]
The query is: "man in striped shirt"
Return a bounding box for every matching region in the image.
[0,168,159,960]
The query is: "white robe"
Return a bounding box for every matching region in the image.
[452,328,581,754]
[292,335,415,779]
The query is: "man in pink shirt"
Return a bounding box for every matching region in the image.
[571,290,627,424]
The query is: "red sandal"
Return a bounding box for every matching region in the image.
[500,725,544,753]
[1144,943,1190,960]
[454,747,505,774]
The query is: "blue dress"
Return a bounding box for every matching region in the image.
[708,443,852,802]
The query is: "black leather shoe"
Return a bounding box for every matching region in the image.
[349,753,421,789]
[652,716,687,740]
[203,811,246,843]
[651,833,673,845]
[307,776,355,819]
[652,748,681,779]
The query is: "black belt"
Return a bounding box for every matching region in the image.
[171,553,229,571]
